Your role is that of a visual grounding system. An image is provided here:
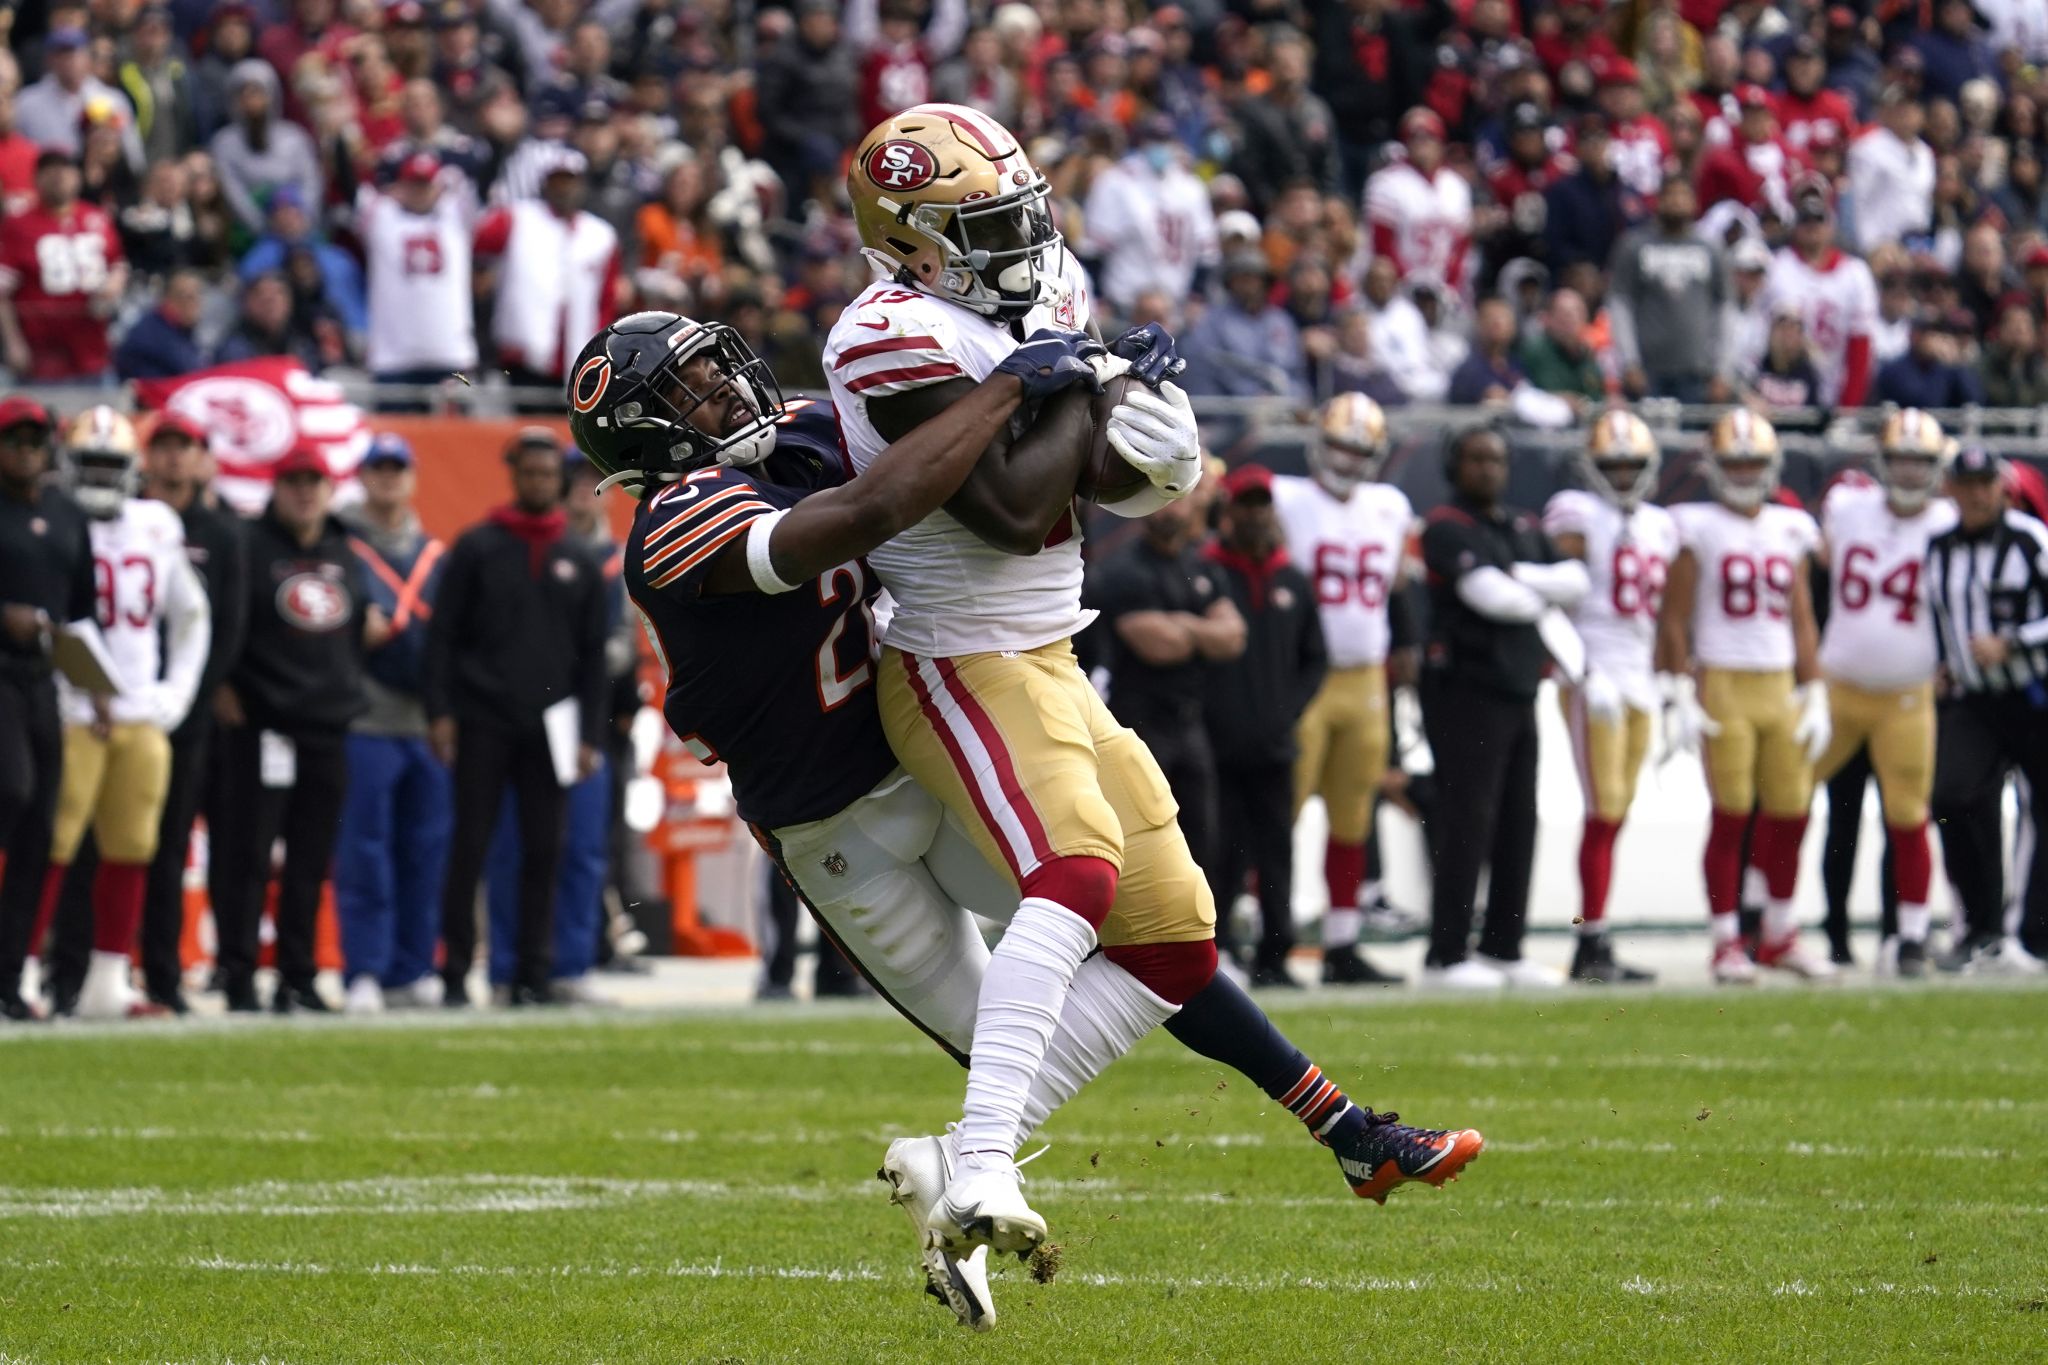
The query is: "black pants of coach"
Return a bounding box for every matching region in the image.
[1122,705,1218,877]
[1209,759,1296,970]
[441,718,565,993]
[1821,747,1899,949]
[1420,674,1539,968]
[0,667,62,995]
[1932,695,2048,946]
[210,724,349,994]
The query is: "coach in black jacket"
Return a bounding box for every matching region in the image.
[427,429,607,1006]
[213,443,380,1013]
[1201,464,1328,987]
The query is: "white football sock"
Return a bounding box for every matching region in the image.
[1711,912,1742,945]
[953,898,1097,1175]
[1762,897,1797,941]
[1322,907,1362,950]
[1742,866,1768,910]
[1014,955,1178,1147]
[1899,903,1932,944]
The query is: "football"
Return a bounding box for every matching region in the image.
[1046,372,1149,505]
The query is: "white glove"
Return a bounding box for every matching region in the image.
[1793,680,1832,764]
[1581,668,1624,725]
[1661,672,1719,754]
[1105,380,1202,497]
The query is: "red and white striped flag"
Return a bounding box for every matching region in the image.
[133,357,370,514]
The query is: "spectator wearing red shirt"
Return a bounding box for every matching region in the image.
[1688,33,1740,146]
[1533,0,1621,79]
[0,151,128,382]
[1484,101,1574,269]
[1595,58,1672,200]
[1774,36,1859,154]
[257,0,358,117]
[0,89,37,216]
[1695,84,1808,222]
[850,0,966,133]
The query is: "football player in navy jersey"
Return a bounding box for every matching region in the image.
[570,312,1483,1332]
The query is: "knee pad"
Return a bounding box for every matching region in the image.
[1021,855,1120,929]
[1104,939,1218,1005]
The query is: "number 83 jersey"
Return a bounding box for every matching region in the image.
[1817,481,1954,689]
[1271,474,1414,667]
[1542,489,1678,709]
[1671,500,1820,672]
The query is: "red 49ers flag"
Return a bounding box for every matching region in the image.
[133,356,369,513]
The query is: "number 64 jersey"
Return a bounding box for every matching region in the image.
[1542,489,1679,710]
[1271,474,1413,667]
[1669,499,1821,671]
[1817,481,1955,689]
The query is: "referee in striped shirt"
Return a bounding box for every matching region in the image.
[1926,446,2048,970]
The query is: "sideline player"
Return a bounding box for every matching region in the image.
[1272,392,1410,985]
[571,310,1483,1330]
[31,409,209,1018]
[1543,410,1674,983]
[1657,410,1833,983]
[1811,410,1953,976]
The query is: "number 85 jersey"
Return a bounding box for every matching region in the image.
[1271,474,1413,667]
[1670,500,1820,671]
[1542,489,1678,709]
[1817,481,1955,689]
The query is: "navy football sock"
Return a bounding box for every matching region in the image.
[1164,973,1364,1144]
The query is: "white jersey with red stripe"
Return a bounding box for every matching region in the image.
[59,499,209,729]
[1363,160,1472,292]
[1544,489,1679,710]
[1762,248,1877,405]
[825,250,1097,657]
[1270,473,1412,668]
[1672,499,1820,672]
[1818,482,1955,689]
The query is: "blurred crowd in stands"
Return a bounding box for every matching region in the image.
[1,0,2048,414]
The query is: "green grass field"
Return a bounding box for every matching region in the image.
[2,985,2044,1363]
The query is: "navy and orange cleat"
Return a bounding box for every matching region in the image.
[1325,1107,1486,1205]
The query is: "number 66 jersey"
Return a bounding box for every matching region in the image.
[1271,473,1413,668]
[1670,499,1820,671]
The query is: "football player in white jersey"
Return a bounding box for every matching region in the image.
[827,102,1223,1261]
[1657,410,1833,983]
[1811,409,1955,976]
[31,409,209,1019]
[1543,410,1677,984]
[1271,393,1412,985]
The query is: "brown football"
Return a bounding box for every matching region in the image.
[1047,372,1149,504]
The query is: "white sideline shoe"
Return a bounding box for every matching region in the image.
[1475,954,1563,989]
[383,976,444,1009]
[1711,940,1758,985]
[1756,934,1837,980]
[926,1158,1047,1260]
[1426,959,1506,990]
[551,974,616,1006]
[879,1136,995,1331]
[343,977,386,1016]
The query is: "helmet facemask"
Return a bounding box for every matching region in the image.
[879,178,1062,321]
[1879,448,1943,513]
[68,448,137,519]
[1708,453,1776,512]
[1308,436,1382,497]
[1582,451,1658,511]
[591,322,786,495]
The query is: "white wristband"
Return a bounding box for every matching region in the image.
[744,510,800,596]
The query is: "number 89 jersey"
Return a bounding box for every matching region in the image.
[1542,489,1678,708]
[1817,482,1955,689]
[1671,500,1820,672]
[1271,474,1413,667]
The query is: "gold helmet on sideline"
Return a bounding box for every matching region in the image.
[1704,408,1782,512]
[1306,392,1389,497]
[1580,408,1661,510]
[847,103,1062,321]
[1876,407,1951,513]
[60,406,140,519]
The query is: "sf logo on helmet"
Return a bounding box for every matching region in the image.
[865,140,938,191]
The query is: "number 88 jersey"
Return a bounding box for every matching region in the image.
[1271,474,1414,667]
[1671,500,1821,671]
[1542,489,1678,707]
[1817,481,1955,689]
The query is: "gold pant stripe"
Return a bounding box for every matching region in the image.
[878,641,1214,948]
[1699,668,1812,817]
[1557,690,1654,823]
[51,723,173,865]
[1814,678,1936,827]
[1292,664,1389,843]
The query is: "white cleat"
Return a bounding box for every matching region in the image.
[1475,954,1564,989]
[1711,940,1758,985]
[1425,958,1507,990]
[344,977,386,1016]
[383,976,445,1009]
[1756,934,1837,980]
[879,1135,995,1331]
[925,1160,1047,1261]
[1976,937,2048,976]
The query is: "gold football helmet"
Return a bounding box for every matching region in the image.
[1306,392,1389,496]
[1704,408,1782,512]
[1876,407,1950,512]
[848,103,1062,321]
[1580,408,1660,510]
[61,406,140,519]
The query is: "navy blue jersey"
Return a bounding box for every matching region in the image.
[626,400,898,830]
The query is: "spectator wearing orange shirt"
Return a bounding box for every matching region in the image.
[633,159,725,315]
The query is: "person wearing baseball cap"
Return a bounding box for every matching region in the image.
[0,396,95,1021]
[129,407,246,1015]
[1873,306,1985,409]
[1361,104,1472,294]
[1925,445,2048,970]
[1198,461,1328,988]
[210,437,379,1015]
